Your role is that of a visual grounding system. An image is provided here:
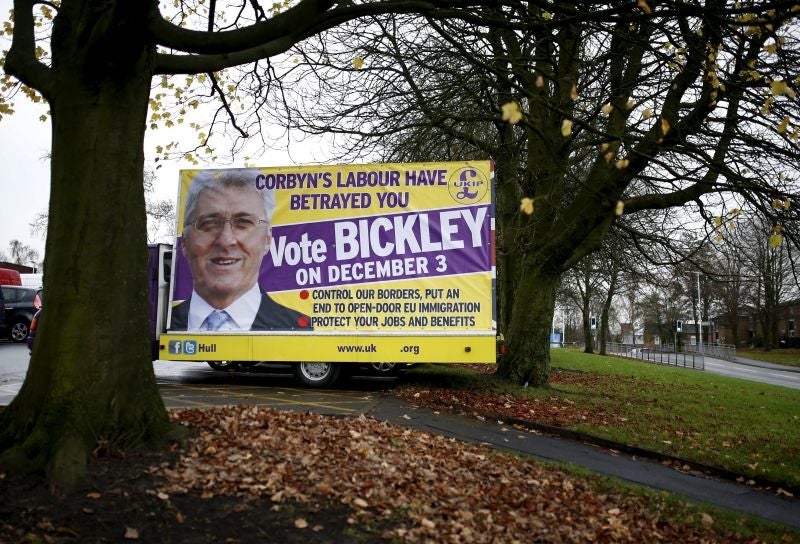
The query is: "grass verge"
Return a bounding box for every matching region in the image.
[399,351,800,489]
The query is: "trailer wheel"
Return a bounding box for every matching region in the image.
[294,362,341,388]
[369,362,400,374]
[207,361,238,371]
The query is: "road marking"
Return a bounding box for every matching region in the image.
[158,383,375,414]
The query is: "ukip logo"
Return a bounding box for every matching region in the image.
[448,167,489,204]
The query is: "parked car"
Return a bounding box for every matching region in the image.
[0,285,5,332]
[27,308,41,352]
[1,286,42,342]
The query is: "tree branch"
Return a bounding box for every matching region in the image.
[4,0,55,99]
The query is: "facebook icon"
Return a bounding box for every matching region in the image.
[168,340,182,355]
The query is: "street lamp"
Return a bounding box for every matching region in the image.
[693,271,702,353]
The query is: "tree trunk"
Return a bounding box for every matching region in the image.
[0,0,177,490]
[599,306,609,355]
[497,263,559,385]
[582,307,593,354]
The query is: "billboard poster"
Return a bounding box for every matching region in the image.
[164,161,496,363]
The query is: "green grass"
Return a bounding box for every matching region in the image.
[738,348,800,368]
[548,351,800,487]
[405,353,800,489]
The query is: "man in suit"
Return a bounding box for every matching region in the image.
[169,169,311,332]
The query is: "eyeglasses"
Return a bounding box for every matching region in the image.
[191,215,268,235]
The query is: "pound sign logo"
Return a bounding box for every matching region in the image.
[448,166,489,204]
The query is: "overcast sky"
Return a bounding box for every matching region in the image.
[0,0,335,266]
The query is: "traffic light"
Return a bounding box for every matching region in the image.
[676,320,683,332]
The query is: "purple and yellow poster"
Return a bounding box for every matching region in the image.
[162,161,496,363]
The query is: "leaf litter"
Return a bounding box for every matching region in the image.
[144,405,790,543]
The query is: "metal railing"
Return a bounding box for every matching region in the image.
[605,342,705,370]
[684,343,736,362]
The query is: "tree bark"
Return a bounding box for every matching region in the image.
[0,0,177,490]
[497,262,560,386]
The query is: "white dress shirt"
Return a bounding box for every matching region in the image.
[186,283,262,331]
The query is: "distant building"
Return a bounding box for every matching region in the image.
[711,299,800,347]
[620,322,645,345]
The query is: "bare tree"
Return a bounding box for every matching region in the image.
[4,239,39,267]
[276,3,800,384]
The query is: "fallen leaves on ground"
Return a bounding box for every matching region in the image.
[397,378,620,428]
[149,405,776,543]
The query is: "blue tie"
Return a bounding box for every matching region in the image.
[205,310,230,331]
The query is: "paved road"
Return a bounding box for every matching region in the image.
[704,356,800,390]
[0,342,397,413]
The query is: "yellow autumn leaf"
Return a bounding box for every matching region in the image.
[642,108,653,120]
[615,158,629,169]
[770,80,797,99]
[535,75,545,88]
[601,103,614,114]
[570,86,579,101]
[501,101,523,125]
[777,117,790,134]
[769,234,783,248]
[615,200,625,216]
[561,119,573,137]
[604,150,615,163]
[353,56,364,70]
[713,216,722,227]
[637,0,652,14]
[785,199,791,209]
[701,513,714,526]
[661,117,671,136]
[520,197,534,215]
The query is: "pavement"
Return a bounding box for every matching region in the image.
[735,355,800,373]
[362,394,800,531]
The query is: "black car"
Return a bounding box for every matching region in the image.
[0,286,5,332]
[1,286,42,343]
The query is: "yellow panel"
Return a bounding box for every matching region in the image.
[159,334,496,363]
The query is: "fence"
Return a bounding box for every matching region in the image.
[605,342,705,370]
[684,343,737,362]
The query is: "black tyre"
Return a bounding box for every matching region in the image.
[207,361,239,371]
[294,362,341,388]
[369,362,401,375]
[9,318,29,343]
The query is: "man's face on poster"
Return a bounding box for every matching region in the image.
[182,185,271,309]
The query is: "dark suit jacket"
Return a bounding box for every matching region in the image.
[170,293,312,331]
